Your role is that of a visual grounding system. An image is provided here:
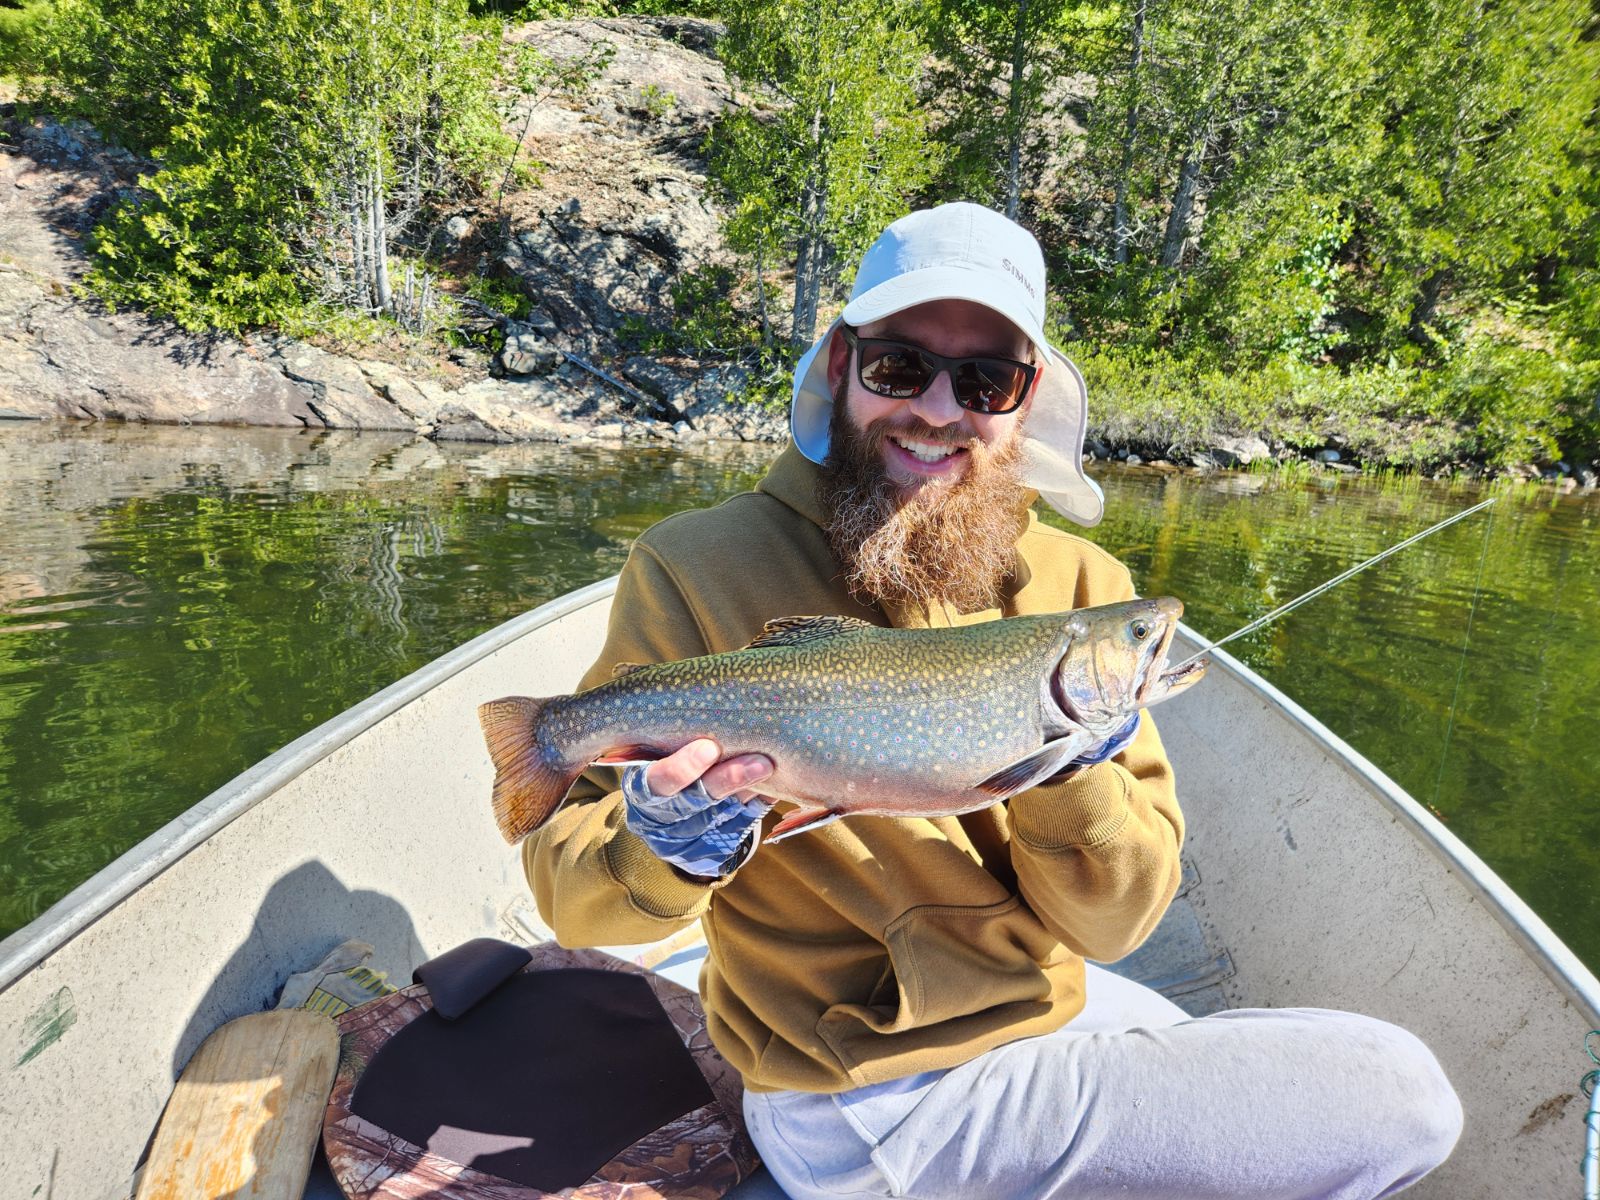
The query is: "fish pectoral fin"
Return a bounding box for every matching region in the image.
[743,614,876,650]
[976,732,1097,800]
[765,806,845,843]
[592,744,669,765]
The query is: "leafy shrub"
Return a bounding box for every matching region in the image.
[1070,334,1598,470]
[462,274,531,321]
[624,264,763,358]
[1071,345,1294,451]
[635,83,676,120]
[1425,335,1600,467]
[83,151,307,332]
[0,0,51,77]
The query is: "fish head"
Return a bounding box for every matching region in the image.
[1052,597,1207,735]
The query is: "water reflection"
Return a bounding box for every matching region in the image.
[1,422,1597,977]
[0,422,773,938]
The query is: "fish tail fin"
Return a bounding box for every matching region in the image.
[478,696,580,845]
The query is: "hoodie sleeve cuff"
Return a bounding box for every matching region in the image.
[1009,761,1131,850]
[603,826,719,919]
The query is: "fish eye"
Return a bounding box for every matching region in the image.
[1130,620,1151,641]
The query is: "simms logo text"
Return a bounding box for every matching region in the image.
[1001,258,1037,301]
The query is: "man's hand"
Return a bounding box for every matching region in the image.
[1072,712,1142,768]
[645,739,773,803]
[623,740,774,880]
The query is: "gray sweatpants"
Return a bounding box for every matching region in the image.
[743,965,1462,1200]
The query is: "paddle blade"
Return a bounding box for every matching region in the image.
[135,1009,338,1200]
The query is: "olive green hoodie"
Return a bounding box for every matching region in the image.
[523,445,1184,1094]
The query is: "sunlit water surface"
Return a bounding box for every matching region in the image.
[1,423,1595,973]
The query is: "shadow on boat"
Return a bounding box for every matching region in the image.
[170,859,425,1081]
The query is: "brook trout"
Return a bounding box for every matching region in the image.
[479,597,1206,845]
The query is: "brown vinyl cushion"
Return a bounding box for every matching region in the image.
[323,942,760,1200]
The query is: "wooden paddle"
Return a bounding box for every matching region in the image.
[135,1009,340,1200]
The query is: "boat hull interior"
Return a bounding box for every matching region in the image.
[1,578,1594,1199]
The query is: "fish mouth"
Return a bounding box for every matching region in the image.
[1052,596,1206,727]
[1139,600,1206,701]
[1155,655,1208,694]
[1135,604,1178,700]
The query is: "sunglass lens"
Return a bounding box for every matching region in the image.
[954,361,1028,414]
[859,344,936,399]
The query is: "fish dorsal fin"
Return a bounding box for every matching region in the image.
[611,661,646,677]
[744,615,875,650]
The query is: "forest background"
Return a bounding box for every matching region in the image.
[2,0,1598,474]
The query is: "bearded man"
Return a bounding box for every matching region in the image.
[523,203,1461,1199]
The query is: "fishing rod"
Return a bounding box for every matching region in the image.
[1167,495,1498,673]
[1584,1030,1599,1200]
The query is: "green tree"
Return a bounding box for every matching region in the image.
[1065,0,1379,346]
[0,0,52,77]
[23,0,509,332]
[920,0,1086,220]
[1354,0,1600,353]
[709,0,941,347]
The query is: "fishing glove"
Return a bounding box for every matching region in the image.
[1070,712,1142,769]
[622,765,766,879]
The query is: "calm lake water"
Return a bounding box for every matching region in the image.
[2,422,1596,973]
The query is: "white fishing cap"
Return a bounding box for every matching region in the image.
[790,201,1104,527]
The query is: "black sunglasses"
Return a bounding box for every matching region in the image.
[842,328,1038,415]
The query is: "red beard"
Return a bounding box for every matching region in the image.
[816,393,1031,612]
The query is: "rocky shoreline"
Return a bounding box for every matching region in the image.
[1081,434,1599,491]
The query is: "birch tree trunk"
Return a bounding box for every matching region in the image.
[370,153,392,315]
[1160,127,1205,269]
[1408,40,1476,344]
[790,79,834,347]
[348,171,369,310]
[1112,0,1147,265]
[1408,271,1446,343]
[363,169,379,309]
[1406,144,1458,342]
[1003,0,1030,220]
[754,241,772,347]
[791,187,820,346]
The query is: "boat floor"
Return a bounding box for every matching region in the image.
[302,857,1227,1199]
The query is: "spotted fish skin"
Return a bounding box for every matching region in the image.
[478,598,1205,845]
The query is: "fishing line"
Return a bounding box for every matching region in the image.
[1428,494,1495,811]
[1169,496,1499,672]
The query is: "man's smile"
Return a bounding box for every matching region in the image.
[886,434,969,476]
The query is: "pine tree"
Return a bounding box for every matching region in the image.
[921,0,1082,221]
[1357,0,1600,352]
[710,0,939,347]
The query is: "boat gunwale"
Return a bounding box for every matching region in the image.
[2,586,1596,1030]
[0,576,622,997]
[1180,627,1600,1027]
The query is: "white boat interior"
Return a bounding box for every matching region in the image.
[1,576,1596,1199]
